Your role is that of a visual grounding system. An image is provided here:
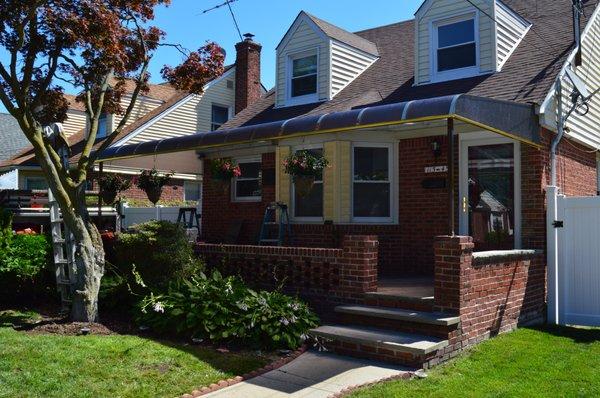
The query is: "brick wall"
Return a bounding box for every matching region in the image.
[90,172,185,204]
[430,235,545,366]
[196,235,378,314]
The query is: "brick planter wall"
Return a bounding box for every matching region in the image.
[196,235,378,314]
[429,235,545,366]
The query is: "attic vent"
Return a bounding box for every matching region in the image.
[227,80,234,89]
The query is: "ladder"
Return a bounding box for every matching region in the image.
[48,189,76,312]
[258,202,292,246]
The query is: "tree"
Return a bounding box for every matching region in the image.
[0,0,224,321]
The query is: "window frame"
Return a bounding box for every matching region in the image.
[24,176,48,190]
[351,142,396,224]
[290,144,324,222]
[231,156,263,203]
[183,180,202,203]
[210,103,232,131]
[286,48,319,106]
[430,12,480,83]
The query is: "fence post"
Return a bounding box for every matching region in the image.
[546,185,559,325]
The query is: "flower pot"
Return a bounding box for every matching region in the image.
[294,175,315,197]
[100,189,118,205]
[213,179,231,194]
[144,186,163,205]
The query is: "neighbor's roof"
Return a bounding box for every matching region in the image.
[0,113,30,162]
[222,0,593,130]
[304,12,379,56]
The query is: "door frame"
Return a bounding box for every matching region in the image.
[458,132,522,249]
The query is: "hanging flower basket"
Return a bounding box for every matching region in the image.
[294,175,316,197]
[210,158,241,195]
[283,150,329,198]
[100,189,118,206]
[98,174,131,205]
[136,168,173,205]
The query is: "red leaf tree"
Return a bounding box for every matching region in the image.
[0,0,224,321]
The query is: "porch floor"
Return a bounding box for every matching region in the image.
[376,277,434,299]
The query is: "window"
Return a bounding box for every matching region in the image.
[24,177,48,190]
[433,15,478,80]
[96,113,108,138]
[293,148,323,219]
[352,145,392,221]
[232,159,262,202]
[287,51,318,104]
[211,104,230,131]
[184,181,202,202]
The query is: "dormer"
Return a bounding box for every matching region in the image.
[414,0,531,85]
[275,11,379,107]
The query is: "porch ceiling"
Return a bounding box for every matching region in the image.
[97,94,540,161]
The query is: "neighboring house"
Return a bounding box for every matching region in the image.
[97,0,600,367]
[0,114,32,190]
[0,36,265,206]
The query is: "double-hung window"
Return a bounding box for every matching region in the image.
[288,51,318,103]
[184,181,202,203]
[293,148,323,220]
[433,14,478,81]
[211,104,230,131]
[352,145,393,222]
[232,158,262,202]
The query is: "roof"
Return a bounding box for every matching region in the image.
[0,114,30,162]
[222,0,594,130]
[303,12,379,56]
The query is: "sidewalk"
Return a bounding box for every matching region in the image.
[204,351,411,397]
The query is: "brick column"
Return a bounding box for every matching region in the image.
[340,235,378,294]
[433,235,474,314]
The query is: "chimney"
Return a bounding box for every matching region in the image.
[235,33,262,114]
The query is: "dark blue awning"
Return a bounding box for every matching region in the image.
[98,94,539,161]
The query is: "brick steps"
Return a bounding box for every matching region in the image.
[364,291,434,312]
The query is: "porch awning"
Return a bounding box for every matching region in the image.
[97,94,539,161]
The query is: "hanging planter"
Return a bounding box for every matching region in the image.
[135,168,173,205]
[98,174,131,205]
[210,158,241,194]
[283,150,329,198]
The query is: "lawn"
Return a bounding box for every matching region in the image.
[351,326,600,398]
[0,310,267,398]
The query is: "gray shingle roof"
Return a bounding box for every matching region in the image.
[0,113,29,162]
[223,0,592,130]
[304,12,379,56]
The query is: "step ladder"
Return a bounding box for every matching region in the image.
[258,202,292,246]
[48,189,76,312]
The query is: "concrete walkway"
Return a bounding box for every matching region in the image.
[204,351,411,397]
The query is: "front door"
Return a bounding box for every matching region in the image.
[459,135,521,250]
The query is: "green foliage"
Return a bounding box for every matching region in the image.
[137,271,319,350]
[135,168,173,192]
[123,198,198,208]
[283,149,329,178]
[0,208,13,249]
[209,158,241,180]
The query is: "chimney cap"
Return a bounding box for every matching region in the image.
[243,33,255,41]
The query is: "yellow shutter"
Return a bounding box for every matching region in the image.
[323,141,351,223]
[276,146,291,207]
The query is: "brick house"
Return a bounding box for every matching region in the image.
[98,0,600,366]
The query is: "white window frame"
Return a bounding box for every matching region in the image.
[231,156,262,203]
[286,48,319,106]
[211,103,232,131]
[351,142,396,224]
[430,12,480,83]
[183,180,202,203]
[458,133,521,249]
[24,176,48,190]
[291,144,324,223]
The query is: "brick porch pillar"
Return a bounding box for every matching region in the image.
[339,235,379,294]
[433,235,474,314]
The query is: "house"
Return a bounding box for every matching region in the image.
[0,113,31,190]
[97,0,600,367]
[0,36,265,207]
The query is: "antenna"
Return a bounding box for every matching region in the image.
[201,0,243,42]
[573,0,584,66]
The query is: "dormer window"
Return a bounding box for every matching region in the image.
[287,50,318,104]
[432,14,479,82]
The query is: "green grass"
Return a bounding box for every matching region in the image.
[0,310,267,398]
[351,326,600,398]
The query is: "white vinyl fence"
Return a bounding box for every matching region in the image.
[121,206,183,229]
[548,186,600,326]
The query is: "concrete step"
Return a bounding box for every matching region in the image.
[364,291,434,312]
[335,305,459,327]
[310,324,448,357]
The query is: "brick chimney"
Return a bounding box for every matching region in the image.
[234,33,262,114]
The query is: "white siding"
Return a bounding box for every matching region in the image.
[63,110,87,137]
[415,0,495,84]
[124,70,236,144]
[495,0,530,70]
[330,41,378,97]
[563,6,600,150]
[276,19,330,107]
[112,94,163,130]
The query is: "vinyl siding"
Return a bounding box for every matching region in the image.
[330,42,378,98]
[123,70,236,145]
[563,7,600,150]
[63,110,87,137]
[276,146,291,208]
[415,0,495,84]
[276,19,330,107]
[112,94,163,130]
[495,0,530,70]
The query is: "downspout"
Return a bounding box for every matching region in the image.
[550,79,565,187]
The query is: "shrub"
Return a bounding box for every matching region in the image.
[137,271,319,350]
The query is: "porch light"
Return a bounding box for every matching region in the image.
[431,140,442,158]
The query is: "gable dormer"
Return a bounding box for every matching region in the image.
[414,0,531,85]
[275,12,379,107]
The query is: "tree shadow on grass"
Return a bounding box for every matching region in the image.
[525,324,600,344]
